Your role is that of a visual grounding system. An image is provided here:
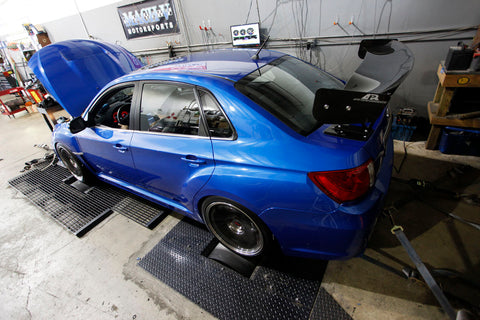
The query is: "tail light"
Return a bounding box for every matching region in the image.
[308,160,375,203]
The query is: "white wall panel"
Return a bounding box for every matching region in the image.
[1,0,479,115]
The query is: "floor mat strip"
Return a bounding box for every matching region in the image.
[139,219,352,320]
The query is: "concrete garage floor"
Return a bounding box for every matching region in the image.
[1,110,479,320]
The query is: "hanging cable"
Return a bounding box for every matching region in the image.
[177,0,192,53]
[255,0,261,23]
[245,0,254,23]
[375,0,393,34]
[73,0,92,38]
[265,0,280,38]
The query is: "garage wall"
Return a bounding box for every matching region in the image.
[4,0,480,116]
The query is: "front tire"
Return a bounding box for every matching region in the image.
[201,197,272,257]
[56,144,91,183]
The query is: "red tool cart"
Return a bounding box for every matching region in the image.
[0,87,31,118]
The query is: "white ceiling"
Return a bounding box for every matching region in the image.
[0,0,120,40]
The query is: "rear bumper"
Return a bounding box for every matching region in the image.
[259,137,393,260]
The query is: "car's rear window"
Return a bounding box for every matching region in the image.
[235,56,343,135]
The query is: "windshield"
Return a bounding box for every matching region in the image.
[235,56,343,135]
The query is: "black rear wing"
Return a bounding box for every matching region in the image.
[314,89,390,124]
[345,39,414,95]
[311,39,413,140]
[313,89,391,140]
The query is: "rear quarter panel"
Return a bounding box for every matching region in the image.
[192,81,371,217]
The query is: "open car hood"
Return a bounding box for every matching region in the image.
[28,39,143,117]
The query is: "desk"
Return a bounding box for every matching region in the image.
[425,64,480,149]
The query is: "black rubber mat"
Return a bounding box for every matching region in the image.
[139,219,352,320]
[8,165,168,236]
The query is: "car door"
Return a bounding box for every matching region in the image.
[75,84,137,183]
[129,82,216,212]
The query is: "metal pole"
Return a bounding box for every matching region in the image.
[392,226,457,320]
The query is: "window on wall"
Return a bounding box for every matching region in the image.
[198,89,234,138]
[140,83,200,136]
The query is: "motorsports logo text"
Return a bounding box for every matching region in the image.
[118,0,179,40]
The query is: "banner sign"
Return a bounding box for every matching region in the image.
[117,0,180,40]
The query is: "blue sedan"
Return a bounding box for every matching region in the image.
[29,39,412,260]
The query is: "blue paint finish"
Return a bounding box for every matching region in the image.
[259,134,394,260]
[129,132,214,215]
[45,44,397,260]
[97,172,196,217]
[144,48,285,82]
[75,127,136,182]
[29,39,143,117]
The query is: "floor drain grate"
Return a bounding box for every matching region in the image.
[8,165,169,236]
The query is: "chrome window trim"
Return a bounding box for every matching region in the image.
[130,129,211,139]
[137,81,206,137]
[83,82,137,121]
[196,88,237,141]
[133,80,237,141]
[93,124,132,132]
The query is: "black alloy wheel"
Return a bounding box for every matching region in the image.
[202,197,271,257]
[56,144,89,182]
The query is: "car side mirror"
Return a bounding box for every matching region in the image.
[69,116,87,134]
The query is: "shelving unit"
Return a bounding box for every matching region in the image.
[425,63,480,149]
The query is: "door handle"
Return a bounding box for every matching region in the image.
[113,144,128,153]
[181,155,206,165]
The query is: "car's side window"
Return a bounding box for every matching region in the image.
[89,86,134,129]
[198,90,233,139]
[140,83,199,136]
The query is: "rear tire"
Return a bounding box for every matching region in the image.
[201,197,272,257]
[56,144,91,183]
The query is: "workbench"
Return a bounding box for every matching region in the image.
[426,64,480,150]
